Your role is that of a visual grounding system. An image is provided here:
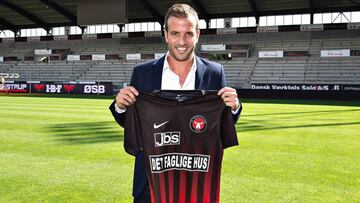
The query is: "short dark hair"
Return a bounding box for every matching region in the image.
[164,3,199,31]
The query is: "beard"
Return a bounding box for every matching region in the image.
[168,44,195,62]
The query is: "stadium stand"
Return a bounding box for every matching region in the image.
[1,28,360,94]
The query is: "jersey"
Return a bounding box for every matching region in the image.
[124,90,238,203]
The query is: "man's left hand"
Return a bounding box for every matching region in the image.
[218,87,240,111]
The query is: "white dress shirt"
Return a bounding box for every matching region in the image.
[115,53,240,114]
[161,53,197,90]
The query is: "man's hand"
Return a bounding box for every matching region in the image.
[218,87,240,111]
[115,86,139,110]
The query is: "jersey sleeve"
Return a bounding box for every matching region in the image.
[220,107,239,149]
[124,103,143,156]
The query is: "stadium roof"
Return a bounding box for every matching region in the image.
[1,0,360,31]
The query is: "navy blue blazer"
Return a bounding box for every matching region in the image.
[109,55,241,197]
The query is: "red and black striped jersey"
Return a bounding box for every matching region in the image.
[124,90,238,203]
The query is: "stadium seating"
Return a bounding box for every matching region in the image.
[1,29,360,90]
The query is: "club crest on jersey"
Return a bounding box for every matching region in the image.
[190,115,207,133]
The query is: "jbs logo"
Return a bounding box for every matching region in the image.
[154,132,180,147]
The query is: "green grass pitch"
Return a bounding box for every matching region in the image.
[0,95,359,202]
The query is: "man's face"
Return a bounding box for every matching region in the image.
[164,16,200,62]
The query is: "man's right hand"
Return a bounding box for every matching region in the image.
[115,86,139,110]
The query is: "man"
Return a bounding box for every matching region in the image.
[110,3,242,203]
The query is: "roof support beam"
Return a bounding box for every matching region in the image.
[0,0,49,31]
[349,0,360,6]
[117,24,125,32]
[136,0,163,25]
[207,6,360,19]
[309,0,314,24]
[0,17,16,30]
[247,0,259,24]
[37,0,76,24]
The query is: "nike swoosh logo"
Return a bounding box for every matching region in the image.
[154,121,169,129]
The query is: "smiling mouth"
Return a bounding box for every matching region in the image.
[176,47,187,52]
